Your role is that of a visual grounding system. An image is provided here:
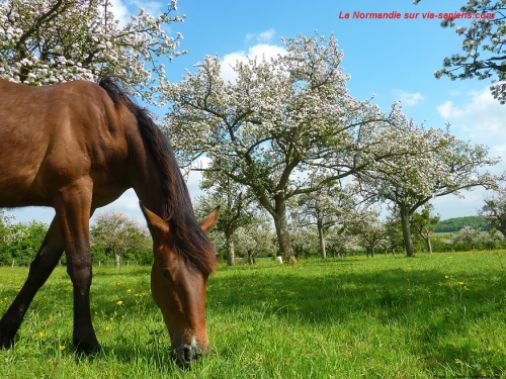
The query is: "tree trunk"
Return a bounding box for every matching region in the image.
[498,220,506,238]
[425,233,433,255]
[225,232,235,266]
[273,196,295,262]
[317,221,327,259]
[400,207,415,257]
[115,253,121,268]
[247,250,255,265]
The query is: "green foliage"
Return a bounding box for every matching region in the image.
[432,228,505,252]
[0,252,504,377]
[0,220,47,265]
[435,216,489,233]
[481,190,506,237]
[233,221,277,261]
[90,213,151,266]
[290,227,320,258]
[383,213,405,253]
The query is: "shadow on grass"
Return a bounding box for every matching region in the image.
[204,264,505,375]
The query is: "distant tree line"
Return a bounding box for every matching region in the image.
[3,194,506,267]
[434,216,490,233]
[0,210,151,266]
[198,201,506,264]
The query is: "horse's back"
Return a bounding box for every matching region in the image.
[0,79,127,207]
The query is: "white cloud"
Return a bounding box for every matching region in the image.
[221,43,287,82]
[113,189,139,210]
[393,90,425,107]
[130,0,163,16]
[257,28,276,42]
[431,87,506,218]
[109,0,130,26]
[245,28,276,43]
[437,100,464,119]
[437,87,506,146]
[432,189,488,219]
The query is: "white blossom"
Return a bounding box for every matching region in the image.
[0,0,184,102]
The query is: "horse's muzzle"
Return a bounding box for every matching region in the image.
[173,340,208,367]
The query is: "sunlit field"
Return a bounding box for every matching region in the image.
[1,251,505,378]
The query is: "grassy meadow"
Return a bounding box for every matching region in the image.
[0,251,505,378]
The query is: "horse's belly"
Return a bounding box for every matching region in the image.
[0,137,50,206]
[0,170,50,207]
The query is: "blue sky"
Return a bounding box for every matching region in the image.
[10,0,506,224]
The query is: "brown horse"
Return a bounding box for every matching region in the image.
[0,77,218,365]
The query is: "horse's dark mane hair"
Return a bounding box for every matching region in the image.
[98,77,215,276]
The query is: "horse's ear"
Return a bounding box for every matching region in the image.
[140,202,169,236]
[200,207,220,234]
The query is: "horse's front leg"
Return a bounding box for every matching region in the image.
[0,218,64,349]
[55,178,99,355]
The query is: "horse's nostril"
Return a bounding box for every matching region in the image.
[177,344,200,366]
[183,346,192,362]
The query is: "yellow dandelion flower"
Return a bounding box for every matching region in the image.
[116,300,124,306]
[58,345,66,351]
[36,331,45,338]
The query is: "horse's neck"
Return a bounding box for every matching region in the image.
[125,115,190,221]
[128,135,167,217]
[131,163,166,217]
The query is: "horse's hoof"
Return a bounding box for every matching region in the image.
[74,338,101,357]
[0,330,15,350]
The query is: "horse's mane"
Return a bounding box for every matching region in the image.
[98,77,215,276]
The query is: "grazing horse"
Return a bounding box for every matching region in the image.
[0,77,218,365]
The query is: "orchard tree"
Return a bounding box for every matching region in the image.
[0,210,14,264]
[295,184,360,259]
[234,220,276,264]
[196,174,255,265]
[359,122,500,257]
[0,0,183,101]
[411,204,440,254]
[2,222,48,266]
[384,212,405,255]
[166,34,410,261]
[350,209,387,257]
[422,0,506,103]
[90,212,149,268]
[289,226,320,258]
[481,188,506,237]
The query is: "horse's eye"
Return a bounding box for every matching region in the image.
[162,269,172,281]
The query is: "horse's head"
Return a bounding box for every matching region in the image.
[140,204,218,366]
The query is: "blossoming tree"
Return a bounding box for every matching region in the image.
[197,174,256,266]
[359,123,500,257]
[0,0,183,101]
[165,34,411,261]
[426,0,506,103]
[295,184,361,259]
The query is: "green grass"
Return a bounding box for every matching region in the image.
[1,251,505,378]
